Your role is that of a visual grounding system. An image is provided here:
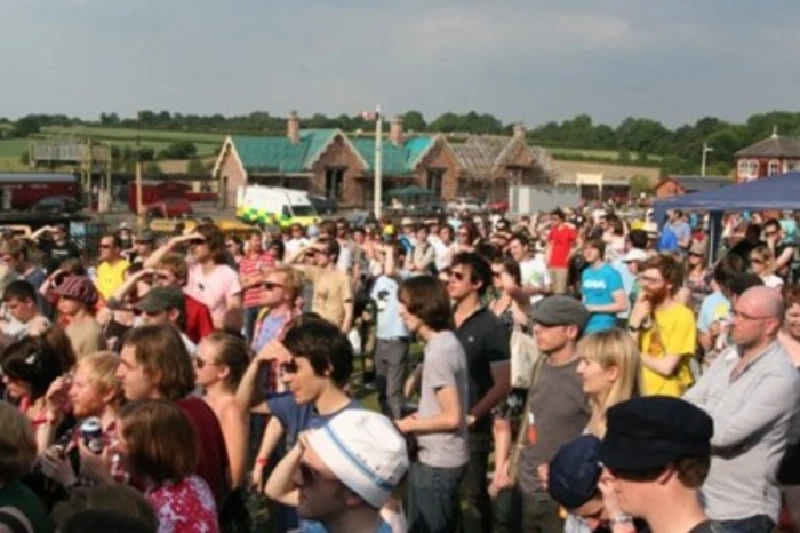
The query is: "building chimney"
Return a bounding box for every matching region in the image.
[287,111,300,143]
[513,123,527,139]
[390,115,403,145]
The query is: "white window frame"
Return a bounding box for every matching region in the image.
[737,159,749,178]
[768,159,780,176]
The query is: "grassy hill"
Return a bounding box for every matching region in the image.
[0,125,225,171]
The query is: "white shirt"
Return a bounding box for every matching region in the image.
[520,254,551,305]
[285,238,310,257]
[762,274,784,289]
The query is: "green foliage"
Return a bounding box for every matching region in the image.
[187,158,207,175]
[404,110,426,132]
[144,161,161,175]
[11,116,41,138]
[629,175,653,195]
[158,141,197,160]
[19,151,30,166]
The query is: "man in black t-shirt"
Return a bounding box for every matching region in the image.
[600,396,723,533]
[35,224,81,273]
[449,252,511,533]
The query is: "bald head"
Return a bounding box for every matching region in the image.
[740,286,785,320]
[731,286,785,348]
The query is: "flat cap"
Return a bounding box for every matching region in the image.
[135,285,185,314]
[600,396,713,472]
[531,295,588,331]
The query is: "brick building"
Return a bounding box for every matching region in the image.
[734,129,800,182]
[654,175,733,199]
[212,113,459,208]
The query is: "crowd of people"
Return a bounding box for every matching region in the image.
[0,206,797,533]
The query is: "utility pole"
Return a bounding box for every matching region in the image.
[136,112,144,229]
[374,105,383,220]
[701,142,713,177]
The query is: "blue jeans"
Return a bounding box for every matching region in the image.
[719,515,774,533]
[408,462,465,533]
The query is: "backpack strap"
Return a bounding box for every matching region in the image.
[0,508,34,533]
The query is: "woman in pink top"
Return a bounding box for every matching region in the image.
[184,223,242,330]
[120,400,218,533]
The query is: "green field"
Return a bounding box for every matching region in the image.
[0,125,226,170]
[544,146,663,162]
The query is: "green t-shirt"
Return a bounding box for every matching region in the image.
[0,480,53,533]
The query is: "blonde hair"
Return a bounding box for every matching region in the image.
[0,401,37,481]
[270,265,304,302]
[577,329,641,437]
[77,351,123,408]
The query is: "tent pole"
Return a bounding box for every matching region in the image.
[708,211,723,265]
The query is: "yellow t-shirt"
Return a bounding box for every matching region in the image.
[95,259,129,300]
[640,303,697,397]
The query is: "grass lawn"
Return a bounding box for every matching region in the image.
[545,145,663,162]
[41,125,225,144]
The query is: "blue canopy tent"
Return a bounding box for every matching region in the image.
[653,172,800,262]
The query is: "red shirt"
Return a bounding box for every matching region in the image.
[548,223,577,268]
[176,397,230,507]
[184,294,215,343]
[147,475,219,533]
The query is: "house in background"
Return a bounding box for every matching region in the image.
[212,113,459,208]
[734,129,800,182]
[449,125,552,201]
[654,175,733,199]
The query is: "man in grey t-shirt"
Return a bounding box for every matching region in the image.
[506,296,590,533]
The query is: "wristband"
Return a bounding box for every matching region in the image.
[610,515,633,526]
[255,457,268,466]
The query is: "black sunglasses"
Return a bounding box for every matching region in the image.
[299,463,319,485]
[448,271,466,281]
[264,282,284,290]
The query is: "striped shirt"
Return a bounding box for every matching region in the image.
[239,253,273,309]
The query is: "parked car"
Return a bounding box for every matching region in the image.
[145,197,193,218]
[310,195,337,215]
[487,199,509,213]
[446,197,482,214]
[30,196,81,215]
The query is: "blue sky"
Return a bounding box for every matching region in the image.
[4,0,799,128]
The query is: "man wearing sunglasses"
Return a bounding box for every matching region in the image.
[287,239,353,333]
[95,234,129,302]
[684,285,800,531]
[447,252,510,533]
[265,409,407,533]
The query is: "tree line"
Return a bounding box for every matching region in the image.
[5,110,800,176]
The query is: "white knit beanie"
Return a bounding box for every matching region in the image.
[307,409,408,508]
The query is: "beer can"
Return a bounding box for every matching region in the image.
[80,417,104,454]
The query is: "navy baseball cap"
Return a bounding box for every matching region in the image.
[548,435,602,510]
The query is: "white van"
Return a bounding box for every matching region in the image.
[236,186,320,228]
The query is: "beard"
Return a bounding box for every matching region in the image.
[645,286,669,307]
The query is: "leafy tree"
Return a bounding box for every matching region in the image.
[11,116,40,137]
[404,110,426,132]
